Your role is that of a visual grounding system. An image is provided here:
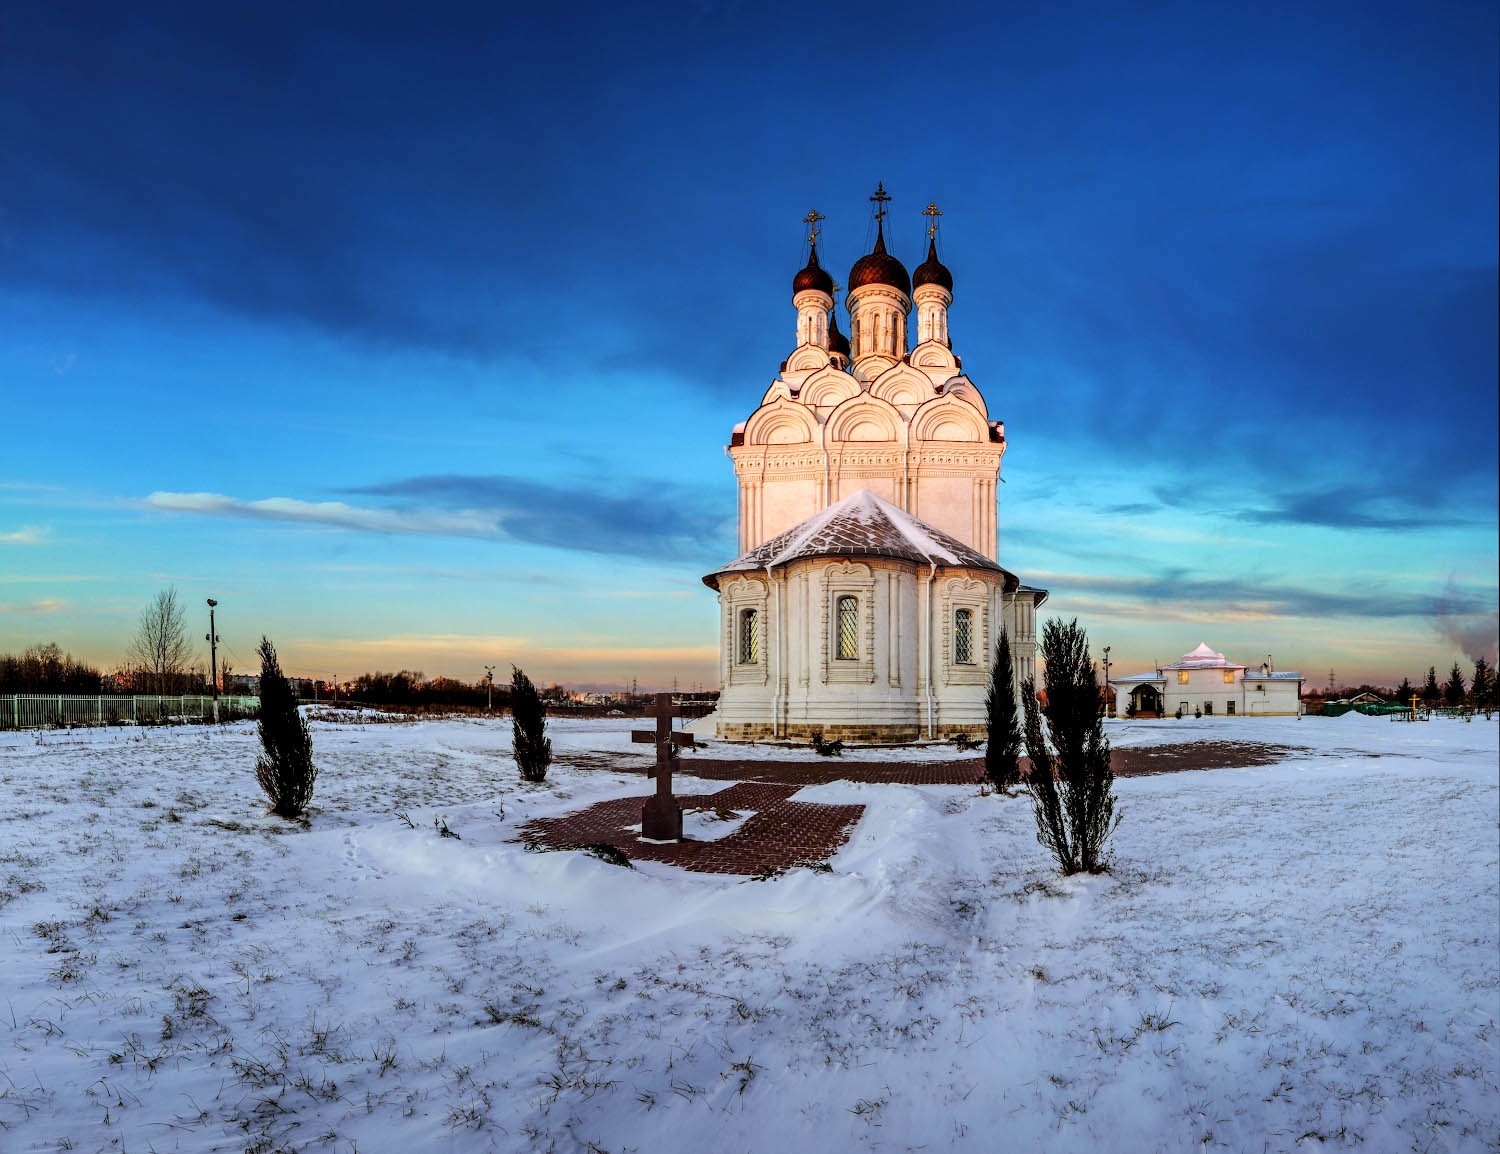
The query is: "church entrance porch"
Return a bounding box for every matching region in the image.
[1128,684,1163,718]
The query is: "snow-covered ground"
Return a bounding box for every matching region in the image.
[1,712,1495,1153]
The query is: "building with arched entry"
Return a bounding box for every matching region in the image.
[703,189,1047,742]
[1109,643,1305,718]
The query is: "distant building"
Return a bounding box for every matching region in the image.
[1109,643,1303,718]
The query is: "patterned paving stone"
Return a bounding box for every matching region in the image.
[522,742,1299,874]
[519,782,863,876]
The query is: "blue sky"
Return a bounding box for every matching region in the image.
[2,0,1495,690]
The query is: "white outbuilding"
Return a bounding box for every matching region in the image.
[1110,643,1304,718]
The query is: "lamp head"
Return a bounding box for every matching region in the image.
[207,598,218,607]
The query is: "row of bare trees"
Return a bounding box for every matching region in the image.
[3,588,233,697]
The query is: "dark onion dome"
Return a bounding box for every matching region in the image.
[792,242,834,296]
[912,236,952,291]
[847,220,911,297]
[827,309,850,357]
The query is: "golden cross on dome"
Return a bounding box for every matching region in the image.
[869,181,892,222]
[802,208,825,246]
[922,201,943,239]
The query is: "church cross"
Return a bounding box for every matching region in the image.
[869,181,891,222]
[802,208,825,246]
[922,201,943,239]
[630,692,695,840]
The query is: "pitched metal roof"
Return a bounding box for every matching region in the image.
[704,489,1014,589]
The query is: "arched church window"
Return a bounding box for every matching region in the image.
[835,596,858,661]
[954,609,973,665]
[738,608,760,664]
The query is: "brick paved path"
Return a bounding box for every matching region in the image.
[524,741,1303,875]
[520,781,863,875]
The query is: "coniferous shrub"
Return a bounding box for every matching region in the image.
[511,665,551,782]
[984,628,1024,791]
[255,637,318,819]
[1022,618,1120,875]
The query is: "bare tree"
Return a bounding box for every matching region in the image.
[128,587,194,694]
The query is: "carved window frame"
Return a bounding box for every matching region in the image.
[940,575,990,687]
[820,562,876,685]
[721,577,769,687]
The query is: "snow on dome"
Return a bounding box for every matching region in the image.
[1178,643,1230,667]
[703,489,1012,588]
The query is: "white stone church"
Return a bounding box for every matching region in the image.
[703,192,1048,742]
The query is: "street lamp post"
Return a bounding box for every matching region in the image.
[205,599,220,723]
[484,664,496,713]
[1102,645,1112,718]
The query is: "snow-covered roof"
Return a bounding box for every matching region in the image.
[704,489,1013,589]
[1243,671,1303,681]
[1111,672,1165,685]
[1161,642,1245,671]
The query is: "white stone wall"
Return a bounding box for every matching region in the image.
[714,558,1010,741]
[730,278,1005,560]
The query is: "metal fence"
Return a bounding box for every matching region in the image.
[0,694,260,731]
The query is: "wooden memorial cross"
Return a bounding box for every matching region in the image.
[630,692,696,840]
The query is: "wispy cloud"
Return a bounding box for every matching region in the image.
[1032,569,1493,622]
[145,475,736,564]
[144,492,502,540]
[1231,485,1476,531]
[0,525,49,545]
[0,597,67,615]
[350,473,733,563]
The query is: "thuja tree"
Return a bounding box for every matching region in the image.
[1022,618,1120,875]
[255,637,318,819]
[511,665,552,782]
[984,628,1024,791]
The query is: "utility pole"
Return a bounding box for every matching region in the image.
[484,664,496,712]
[205,599,220,722]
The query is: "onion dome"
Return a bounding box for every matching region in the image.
[792,242,834,296]
[848,220,911,297]
[912,236,952,291]
[827,309,850,357]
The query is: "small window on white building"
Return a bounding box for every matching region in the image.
[738,608,760,665]
[835,595,858,660]
[1222,669,1236,685]
[1177,671,1189,685]
[954,609,974,665]
[1226,701,1236,715]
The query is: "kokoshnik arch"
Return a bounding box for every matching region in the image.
[704,188,1049,742]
